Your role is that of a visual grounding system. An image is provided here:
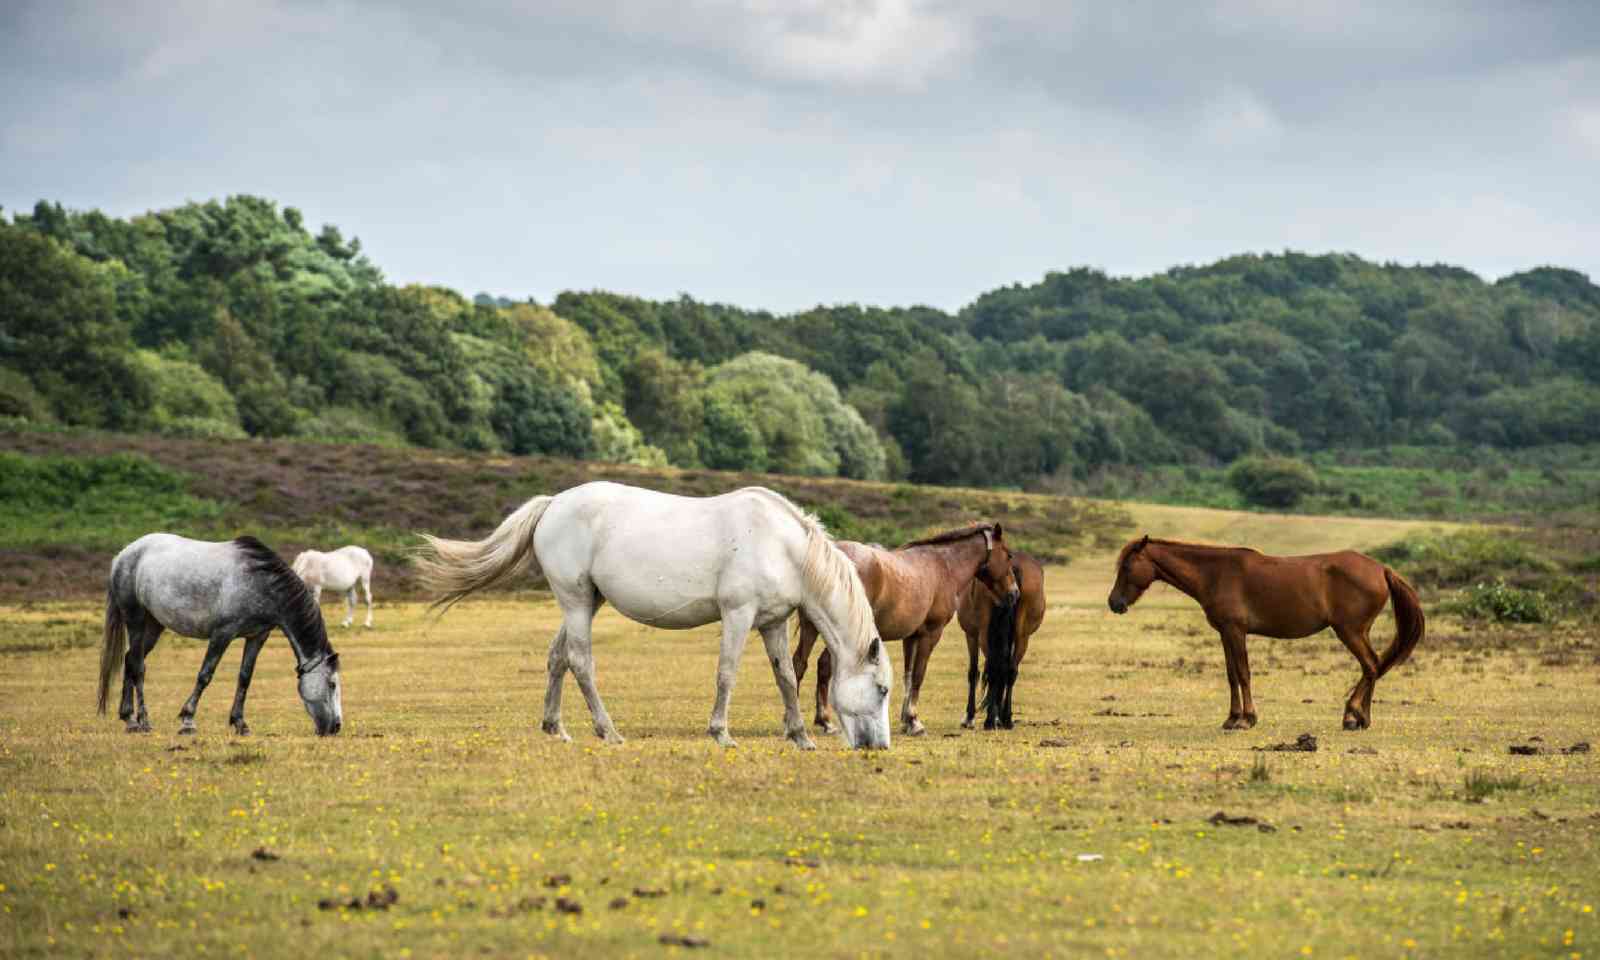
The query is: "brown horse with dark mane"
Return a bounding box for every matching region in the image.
[959,550,1046,730]
[1107,536,1424,731]
[793,523,1019,736]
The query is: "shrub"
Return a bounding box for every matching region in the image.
[1445,579,1553,624]
[1372,531,1555,588]
[1226,456,1319,508]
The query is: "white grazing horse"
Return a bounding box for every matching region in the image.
[291,546,375,628]
[414,481,893,749]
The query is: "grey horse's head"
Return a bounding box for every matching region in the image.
[297,651,343,735]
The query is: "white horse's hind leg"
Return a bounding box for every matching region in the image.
[341,588,355,628]
[707,604,757,748]
[360,569,374,628]
[759,619,815,750]
[541,626,572,742]
[558,599,623,744]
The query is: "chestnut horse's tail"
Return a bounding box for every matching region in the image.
[979,598,1016,715]
[98,588,126,715]
[1377,566,1424,678]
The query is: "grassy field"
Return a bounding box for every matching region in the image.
[3,509,1597,958]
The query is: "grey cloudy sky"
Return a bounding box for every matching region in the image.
[3,1,1597,311]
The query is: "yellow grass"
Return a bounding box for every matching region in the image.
[1,507,1595,958]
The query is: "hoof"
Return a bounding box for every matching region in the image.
[231,721,251,737]
[817,719,839,735]
[178,724,196,736]
[1239,714,1258,729]
[339,621,352,629]
[1222,716,1242,730]
[708,728,736,748]
[126,722,151,734]
[364,623,373,630]
[1001,719,1015,731]
[788,732,817,751]
[904,719,927,737]
[960,718,975,730]
[600,729,627,745]
[542,721,573,743]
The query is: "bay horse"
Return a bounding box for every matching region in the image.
[791,523,1019,736]
[1107,536,1424,730]
[414,481,894,750]
[98,534,343,736]
[292,545,376,628]
[959,550,1046,730]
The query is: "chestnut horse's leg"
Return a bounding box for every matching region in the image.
[961,619,982,730]
[901,632,938,736]
[1226,629,1256,728]
[1218,626,1247,729]
[1333,623,1381,730]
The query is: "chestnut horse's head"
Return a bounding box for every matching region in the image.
[1107,535,1157,614]
[976,523,1021,608]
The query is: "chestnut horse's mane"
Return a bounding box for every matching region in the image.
[1122,536,1260,561]
[899,522,999,550]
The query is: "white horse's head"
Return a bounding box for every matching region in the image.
[296,651,343,735]
[830,634,892,750]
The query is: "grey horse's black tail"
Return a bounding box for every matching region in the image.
[979,598,1017,716]
[98,589,126,715]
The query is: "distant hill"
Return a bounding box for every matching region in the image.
[5,196,1600,493]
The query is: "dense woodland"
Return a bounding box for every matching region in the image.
[4,195,1600,489]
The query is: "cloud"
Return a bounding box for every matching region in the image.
[3,0,1598,310]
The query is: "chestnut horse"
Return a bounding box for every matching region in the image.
[793,523,1019,736]
[1107,536,1424,730]
[959,550,1046,730]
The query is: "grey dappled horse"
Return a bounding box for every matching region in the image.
[98,534,343,736]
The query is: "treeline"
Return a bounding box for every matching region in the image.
[4,195,1600,488]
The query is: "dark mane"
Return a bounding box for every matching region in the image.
[233,536,330,654]
[899,523,997,550]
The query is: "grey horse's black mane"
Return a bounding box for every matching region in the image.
[232,536,330,656]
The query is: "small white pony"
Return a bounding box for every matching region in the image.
[291,546,375,628]
[414,481,893,749]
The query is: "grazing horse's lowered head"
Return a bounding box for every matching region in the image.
[1107,535,1156,614]
[828,634,893,750]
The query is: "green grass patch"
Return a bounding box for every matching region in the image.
[1462,768,1525,800]
[0,451,226,550]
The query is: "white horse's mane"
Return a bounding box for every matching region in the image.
[740,487,876,660]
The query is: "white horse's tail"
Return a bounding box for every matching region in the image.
[414,495,553,613]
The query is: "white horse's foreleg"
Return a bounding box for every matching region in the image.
[341,588,355,628]
[708,605,757,748]
[541,626,572,741]
[361,570,374,628]
[759,619,815,750]
[560,602,622,744]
